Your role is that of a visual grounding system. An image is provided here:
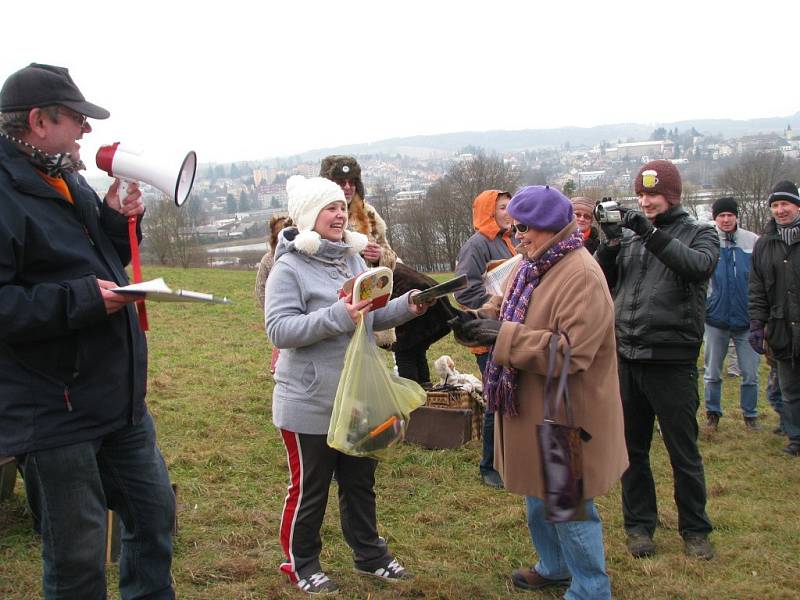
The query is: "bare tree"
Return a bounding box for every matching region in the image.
[716,153,800,232]
[142,195,200,267]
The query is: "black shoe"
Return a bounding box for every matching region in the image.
[295,571,340,595]
[626,531,656,558]
[355,558,413,583]
[683,534,715,560]
[743,416,761,430]
[481,470,504,489]
[783,442,800,457]
[510,567,570,591]
[705,412,720,431]
[773,426,785,435]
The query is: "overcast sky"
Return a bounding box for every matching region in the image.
[2,0,797,178]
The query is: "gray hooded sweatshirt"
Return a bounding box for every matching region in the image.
[265,227,417,434]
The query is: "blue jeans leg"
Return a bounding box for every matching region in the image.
[525,497,611,600]
[476,352,497,476]
[19,413,175,600]
[732,329,759,417]
[703,325,729,416]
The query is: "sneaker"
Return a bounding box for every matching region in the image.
[481,470,504,489]
[743,416,761,430]
[683,534,715,560]
[626,531,656,558]
[705,413,720,431]
[355,558,412,583]
[295,571,339,595]
[783,442,800,457]
[510,567,570,591]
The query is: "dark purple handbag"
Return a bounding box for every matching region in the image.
[537,332,591,522]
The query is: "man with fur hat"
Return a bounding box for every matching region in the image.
[595,159,718,560]
[749,180,800,456]
[703,197,761,432]
[0,63,175,598]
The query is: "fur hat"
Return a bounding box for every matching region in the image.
[634,160,682,205]
[768,180,800,206]
[570,196,595,215]
[286,175,367,255]
[319,155,365,200]
[711,197,738,219]
[508,185,573,232]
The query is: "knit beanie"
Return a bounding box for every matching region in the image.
[570,196,595,215]
[768,180,800,206]
[711,197,738,218]
[507,185,573,232]
[319,155,365,200]
[634,160,682,205]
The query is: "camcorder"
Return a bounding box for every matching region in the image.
[595,197,622,223]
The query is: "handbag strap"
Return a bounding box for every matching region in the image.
[542,331,574,427]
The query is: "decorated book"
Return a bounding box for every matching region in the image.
[339,266,393,309]
[410,274,468,305]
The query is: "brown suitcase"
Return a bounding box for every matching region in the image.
[405,406,473,449]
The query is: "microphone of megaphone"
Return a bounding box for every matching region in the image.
[96,143,197,207]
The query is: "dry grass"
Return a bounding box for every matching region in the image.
[1,267,798,599]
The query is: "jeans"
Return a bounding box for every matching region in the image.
[776,360,800,443]
[395,343,432,386]
[767,366,800,440]
[618,359,712,538]
[525,497,610,600]
[703,325,760,417]
[17,413,175,600]
[476,352,497,476]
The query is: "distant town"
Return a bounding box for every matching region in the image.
[129,123,800,271]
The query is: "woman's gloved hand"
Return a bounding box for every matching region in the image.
[451,318,502,347]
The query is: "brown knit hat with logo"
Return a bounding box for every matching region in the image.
[319,155,365,200]
[634,159,682,205]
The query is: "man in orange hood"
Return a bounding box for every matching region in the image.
[454,189,517,488]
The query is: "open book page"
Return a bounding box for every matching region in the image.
[111,278,232,304]
[339,267,393,309]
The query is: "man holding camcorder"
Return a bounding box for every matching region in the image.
[0,63,175,599]
[595,160,719,561]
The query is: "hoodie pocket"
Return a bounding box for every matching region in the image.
[300,361,321,395]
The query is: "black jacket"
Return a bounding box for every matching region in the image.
[0,137,147,456]
[596,206,719,362]
[390,262,454,351]
[749,219,800,361]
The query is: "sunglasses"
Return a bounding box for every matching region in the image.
[511,223,530,234]
[59,107,89,129]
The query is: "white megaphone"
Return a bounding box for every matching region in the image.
[96,143,197,206]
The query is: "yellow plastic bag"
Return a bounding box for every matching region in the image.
[328,313,426,458]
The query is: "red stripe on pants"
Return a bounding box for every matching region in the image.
[279,429,303,582]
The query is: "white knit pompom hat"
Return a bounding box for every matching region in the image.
[286,175,368,255]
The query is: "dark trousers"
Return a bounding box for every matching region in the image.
[777,359,800,443]
[476,352,497,475]
[278,430,391,582]
[17,413,175,600]
[618,359,712,538]
[395,343,431,385]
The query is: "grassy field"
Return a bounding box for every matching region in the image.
[1,266,799,599]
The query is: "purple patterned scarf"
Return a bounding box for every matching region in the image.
[484,230,584,416]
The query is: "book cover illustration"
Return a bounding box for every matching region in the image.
[339,266,393,309]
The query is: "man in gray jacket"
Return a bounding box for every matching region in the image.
[596,160,718,561]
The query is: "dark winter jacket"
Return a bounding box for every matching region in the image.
[706,225,758,331]
[390,263,454,352]
[596,206,719,362]
[749,219,800,360]
[0,137,147,456]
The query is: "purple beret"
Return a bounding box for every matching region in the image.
[507,185,573,232]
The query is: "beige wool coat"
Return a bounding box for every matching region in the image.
[486,222,628,500]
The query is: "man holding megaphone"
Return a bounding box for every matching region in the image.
[0,63,175,599]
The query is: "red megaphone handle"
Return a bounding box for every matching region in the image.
[127,215,149,331]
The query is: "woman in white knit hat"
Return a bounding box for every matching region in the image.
[265,175,430,595]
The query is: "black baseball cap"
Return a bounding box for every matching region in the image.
[0,63,110,119]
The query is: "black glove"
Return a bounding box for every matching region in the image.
[748,320,766,355]
[600,220,623,242]
[622,210,655,238]
[454,318,502,347]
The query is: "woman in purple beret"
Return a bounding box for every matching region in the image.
[452,186,628,600]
